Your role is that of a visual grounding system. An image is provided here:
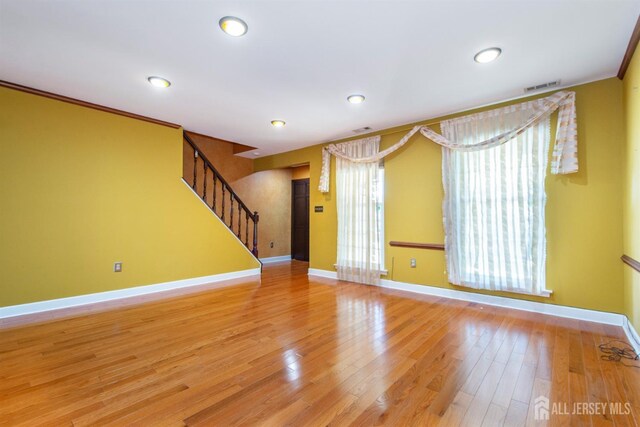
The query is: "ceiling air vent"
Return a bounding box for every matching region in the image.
[524,80,561,93]
[352,126,372,134]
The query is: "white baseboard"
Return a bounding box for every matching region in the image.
[307,269,632,329]
[260,255,291,264]
[0,268,261,321]
[623,317,640,354]
[308,268,338,279]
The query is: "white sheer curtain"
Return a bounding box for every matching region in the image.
[441,100,551,296]
[336,136,384,285]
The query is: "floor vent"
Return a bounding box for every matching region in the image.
[524,80,561,93]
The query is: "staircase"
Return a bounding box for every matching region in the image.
[183,132,260,259]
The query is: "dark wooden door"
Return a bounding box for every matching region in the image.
[291,179,310,261]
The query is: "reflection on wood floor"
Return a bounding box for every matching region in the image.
[1,260,639,426]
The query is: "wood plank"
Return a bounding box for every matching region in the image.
[504,399,529,427]
[389,241,445,250]
[0,261,635,425]
[461,360,507,427]
[621,254,640,274]
[481,403,507,427]
[436,391,474,427]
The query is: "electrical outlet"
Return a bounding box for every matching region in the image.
[114,262,122,272]
[410,258,416,268]
[270,241,274,248]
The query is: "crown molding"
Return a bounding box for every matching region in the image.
[0,80,181,129]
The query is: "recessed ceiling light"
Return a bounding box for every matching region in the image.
[271,120,286,128]
[147,76,171,88]
[219,16,248,37]
[474,47,502,63]
[347,94,365,104]
[253,152,260,156]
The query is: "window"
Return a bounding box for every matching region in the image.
[335,137,385,285]
[441,102,551,296]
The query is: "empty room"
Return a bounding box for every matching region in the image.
[1,0,640,425]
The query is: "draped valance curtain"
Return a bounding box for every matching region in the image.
[324,90,579,294]
[319,90,578,193]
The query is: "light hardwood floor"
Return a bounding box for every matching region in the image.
[1,261,639,426]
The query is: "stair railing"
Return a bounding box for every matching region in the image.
[183,132,259,258]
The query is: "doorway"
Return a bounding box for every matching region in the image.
[291,178,310,261]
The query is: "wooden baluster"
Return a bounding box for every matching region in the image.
[203,163,207,203]
[184,136,260,255]
[230,193,234,230]
[192,150,198,190]
[221,184,226,222]
[245,211,249,246]
[252,212,259,257]
[213,174,217,214]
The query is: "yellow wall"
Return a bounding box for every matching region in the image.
[292,165,310,180]
[233,169,293,258]
[0,87,259,307]
[623,49,640,330]
[256,145,335,270]
[256,78,626,314]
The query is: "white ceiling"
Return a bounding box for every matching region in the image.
[1,0,639,157]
